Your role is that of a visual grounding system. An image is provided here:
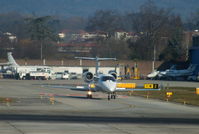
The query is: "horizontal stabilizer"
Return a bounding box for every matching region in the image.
[75,57,116,61]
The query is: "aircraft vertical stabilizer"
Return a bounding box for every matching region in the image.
[75,57,116,76]
[7,52,19,67]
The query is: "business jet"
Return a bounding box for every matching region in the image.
[162,64,197,78]
[3,52,52,79]
[48,57,160,100]
[148,64,197,80]
[0,52,18,68]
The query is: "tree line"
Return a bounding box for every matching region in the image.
[0,1,198,61]
[87,1,198,61]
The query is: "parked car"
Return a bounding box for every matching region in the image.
[69,72,78,79]
[62,72,69,79]
[55,72,69,79]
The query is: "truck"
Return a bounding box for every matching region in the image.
[26,71,52,80]
[15,67,53,80]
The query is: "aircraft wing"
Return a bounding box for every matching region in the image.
[70,85,96,92]
[42,84,96,92]
[115,88,161,92]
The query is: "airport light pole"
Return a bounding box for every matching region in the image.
[152,45,156,72]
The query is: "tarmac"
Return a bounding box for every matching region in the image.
[0,79,199,134]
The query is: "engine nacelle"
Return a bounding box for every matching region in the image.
[83,72,94,83]
[108,70,117,79]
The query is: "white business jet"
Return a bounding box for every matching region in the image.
[49,57,160,100]
[0,52,19,68]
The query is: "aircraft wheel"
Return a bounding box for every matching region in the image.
[108,94,110,100]
[111,95,113,99]
[87,95,89,98]
[90,95,92,99]
[87,94,92,99]
[113,95,116,99]
[87,90,93,99]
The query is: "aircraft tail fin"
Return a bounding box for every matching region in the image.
[7,52,19,67]
[75,56,116,76]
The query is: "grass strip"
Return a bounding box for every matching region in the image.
[118,87,199,106]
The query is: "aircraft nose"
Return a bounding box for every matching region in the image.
[104,82,116,92]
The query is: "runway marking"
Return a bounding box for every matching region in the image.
[117,101,136,109]
[38,93,135,111]
[7,121,24,134]
[109,124,132,134]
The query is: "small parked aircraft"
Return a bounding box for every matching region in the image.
[147,64,197,80]
[3,52,52,79]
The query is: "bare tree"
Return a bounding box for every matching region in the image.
[188,9,199,30]
[86,10,123,37]
[91,38,130,59]
[127,0,184,61]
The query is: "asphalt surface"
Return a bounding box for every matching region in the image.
[0,79,199,134]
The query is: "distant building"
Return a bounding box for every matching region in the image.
[114,31,127,40]
[81,32,107,40]
[57,43,96,53]
[114,31,139,41]
[181,31,199,48]
[182,31,193,49]
[180,31,199,60]
[58,33,66,39]
[71,32,107,42]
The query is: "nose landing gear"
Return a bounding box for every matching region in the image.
[108,92,116,100]
[87,90,92,99]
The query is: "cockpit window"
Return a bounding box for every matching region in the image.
[101,76,116,82]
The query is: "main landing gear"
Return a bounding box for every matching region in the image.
[108,92,116,100]
[87,90,92,99]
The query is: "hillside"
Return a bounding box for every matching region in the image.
[0,0,198,18]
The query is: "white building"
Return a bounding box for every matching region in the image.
[51,66,119,76]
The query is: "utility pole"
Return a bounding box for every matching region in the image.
[40,42,43,60]
[152,45,156,72]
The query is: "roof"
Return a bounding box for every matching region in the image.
[57,43,96,47]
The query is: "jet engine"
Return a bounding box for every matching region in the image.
[108,70,117,79]
[83,72,94,83]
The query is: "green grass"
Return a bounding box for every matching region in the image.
[0,98,5,102]
[118,87,199,106]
